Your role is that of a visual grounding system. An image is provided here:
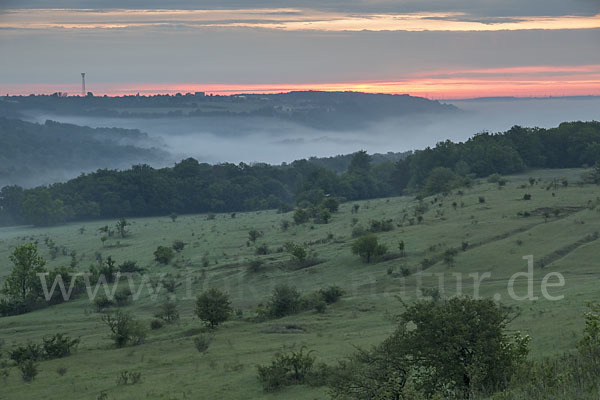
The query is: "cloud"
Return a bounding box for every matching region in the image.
[1,8,599,32]
[1,0,599,18]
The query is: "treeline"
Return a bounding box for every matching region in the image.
[1,121,599,226]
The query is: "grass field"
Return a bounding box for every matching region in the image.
[1,168,599,399]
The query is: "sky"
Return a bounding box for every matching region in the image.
[0,1,599,99]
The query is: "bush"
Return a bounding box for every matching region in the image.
[479,196,486,203]
[116,370,142,385]
[257,347,316,392]
[150,319,164,330]
[118,260,143,273]
[195,288,232,328]
[255,243,269,255]
[42,333,79,359]
[293,209,310,224]
[114,288,132,307]
[10,343,44,364]
[18,359,38,382]
[284,242,307,263]
[193,334,211,353]
[94,295,114,312]
[101,310,147,347]
[523,193,532,200]
[351,225,367,238]
[172,240,186,252]
[155,301,179,323]
[154,246,174,264]
[487,173,501,183]
[369,219,394,232]
[319,285,345,304]
[351,234,388,263]
[321,197,340,213]
[247,259,264,273]
[266,285,302,318]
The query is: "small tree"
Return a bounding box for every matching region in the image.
[154,246,174,264]
[169,213,178,222]
[1,243,47,305]
[195,288,232,328]
[351,234,387,263]
[115,218,129,238]
[248,229,262,243]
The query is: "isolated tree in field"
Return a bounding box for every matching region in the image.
[169,213,178,222]
[248,229,262,243]
[351,234,387,263]
[1,243,47,304]
[195,288,232,328]
[154,246,174,264]
[115,218,129,238]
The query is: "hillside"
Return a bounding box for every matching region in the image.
[0,118,168,188]
[1,168,599,399]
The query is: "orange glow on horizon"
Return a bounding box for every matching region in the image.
[5,65,600,100]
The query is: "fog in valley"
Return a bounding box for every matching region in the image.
[21,96,600,176]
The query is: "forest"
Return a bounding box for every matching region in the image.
[1,120,599,227]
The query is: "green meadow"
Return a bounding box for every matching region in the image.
[1,168,599,399]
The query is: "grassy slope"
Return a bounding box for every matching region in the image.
[1,168,599,399]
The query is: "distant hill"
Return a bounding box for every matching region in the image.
[0,91,457,130]
[0,118,168,188]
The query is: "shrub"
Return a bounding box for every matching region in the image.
[487,173,501,183]
[257,347,315,392]
[118,260,143,273]
[102,310,147,347]
[42,333,79,359]
[523,193,532,200]
[255,243,269,255]
[280,219,291,231]
[314,208,331,224]
[116,370,142,385]
[155,301,179,323]
[479,196,486,203]
[321,197,340,213]
[351,225,367,238]
[18,359,38,382]
[369,219,394,232]
[150,319,164,330]
[10,343,44,364]
[94,295,114,312]
[172,240,186,252]
[195,288,232,328]
[114,288,133,307]
[193,334,211,353]
[56,366,67,376]
[293,209,310,224]
[267,284,302,318]
[154,246,174,264]
[351,234,388,263]
[319,285,345,304]
[247,259,264,273]
[248,229,262,243]
[284,242,307,263]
